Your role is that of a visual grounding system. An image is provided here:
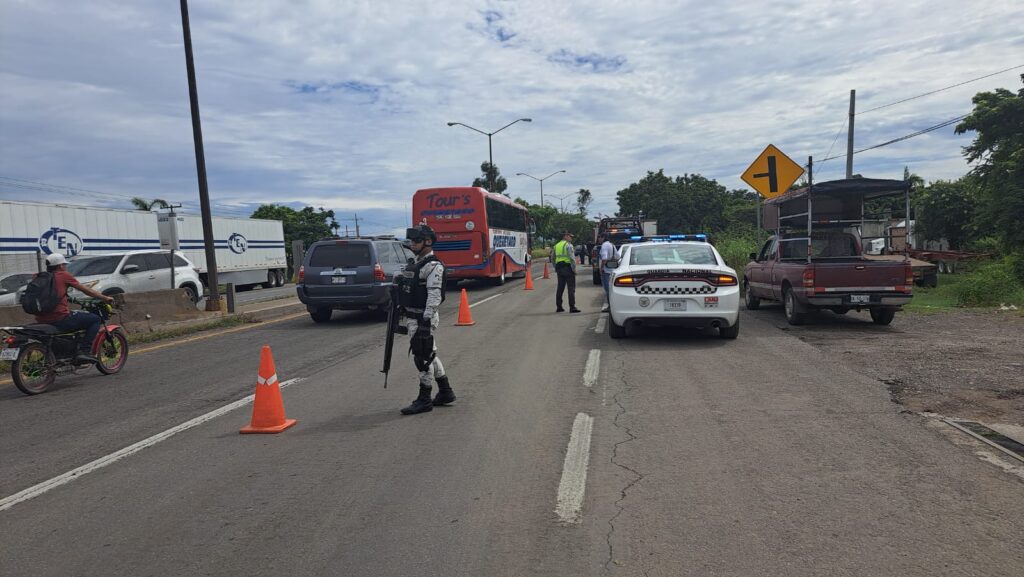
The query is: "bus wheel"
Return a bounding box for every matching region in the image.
[493,262,506,286]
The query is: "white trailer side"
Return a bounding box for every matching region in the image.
[0,200,160,274]
[159,214,286,289]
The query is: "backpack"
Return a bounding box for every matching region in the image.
[20,271,61,315]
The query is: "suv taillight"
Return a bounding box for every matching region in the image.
[374,263,386,282]
[298,265,305,283]
[3,336,15,347]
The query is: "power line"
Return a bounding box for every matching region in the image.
[819,113,968,162]
[821,117,848,164]
[857,63,1024,115]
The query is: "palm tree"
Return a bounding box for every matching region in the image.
[131,197,170,211]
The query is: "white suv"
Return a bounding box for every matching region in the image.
[66,250,204,303]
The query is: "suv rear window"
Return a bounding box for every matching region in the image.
[309,244,372,267]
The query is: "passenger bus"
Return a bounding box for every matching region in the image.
[412,187,531,285]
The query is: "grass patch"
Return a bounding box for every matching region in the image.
[906,260,1024,312]
[531,247,552,259]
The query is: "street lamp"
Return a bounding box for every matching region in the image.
[515,170,565,207]
[447,118,532,192]
[549,192,573,213]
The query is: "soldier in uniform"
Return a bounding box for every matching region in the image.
[396,223,455,415]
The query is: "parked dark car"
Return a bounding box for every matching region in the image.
[296,237,415,323]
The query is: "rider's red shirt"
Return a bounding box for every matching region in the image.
[34,270,79,324]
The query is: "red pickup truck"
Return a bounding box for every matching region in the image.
[743,231,913,325]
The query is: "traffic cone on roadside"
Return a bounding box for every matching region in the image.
[542,262,550,279]
[240,345,297,434]
[454,288,475,326]
[524,267,535,290]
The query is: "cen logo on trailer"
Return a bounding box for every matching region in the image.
[228,233,248,254]
[38,227,83,257]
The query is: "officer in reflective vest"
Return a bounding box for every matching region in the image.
[552,231,580,313]
[396,223,455,415]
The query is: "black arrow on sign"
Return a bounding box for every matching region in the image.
[752,156,778,193]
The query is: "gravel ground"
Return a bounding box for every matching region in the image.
[779,308,1024,425]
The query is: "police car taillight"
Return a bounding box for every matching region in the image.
[373,263,386,281]
[714,274,737,286]
[614,275,640,287]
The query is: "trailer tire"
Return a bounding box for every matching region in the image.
[262,271,275,289]
[275,270,285,287]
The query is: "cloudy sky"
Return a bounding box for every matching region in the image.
[1,0,1021,235]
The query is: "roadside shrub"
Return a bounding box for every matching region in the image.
[714,227,765,274]
[955,259,1024,307]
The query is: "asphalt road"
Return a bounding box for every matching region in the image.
[1,266,1021,576]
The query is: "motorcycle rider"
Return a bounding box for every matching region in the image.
[34,253,114,364]
[397,223,455,415]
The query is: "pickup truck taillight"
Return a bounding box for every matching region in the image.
[298,265,305,283]
[373,263,386,282]
[902,264,914,292]
[802,268,815,289]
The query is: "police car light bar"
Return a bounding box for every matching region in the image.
[632,234,709,243]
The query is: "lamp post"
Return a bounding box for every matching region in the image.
[447,118,532,192]
[515,170,565,207]
[549,192,573,213]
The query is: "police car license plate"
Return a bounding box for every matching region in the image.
[850,294,869,304]
[664,300,686,311]
[331,276,347,284]
[0,347,18,361]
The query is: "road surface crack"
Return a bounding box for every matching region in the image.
[605,356,646,575]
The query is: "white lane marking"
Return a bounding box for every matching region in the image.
[583,349,601,388]
[594,317,606,334]
[469,292,504,308]
[555,412,594,524]
[0,378,304,513]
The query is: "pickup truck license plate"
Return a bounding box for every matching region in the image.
[850,294,869,304]
[331,276,347,284]
[664,300,686,311]
[0,347,19,361]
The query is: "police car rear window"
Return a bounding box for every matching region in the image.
[309,244,371,267]
[629,245,717,266]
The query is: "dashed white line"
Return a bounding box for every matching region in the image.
[0,377,305,513]
[555,412,594,524]
[583,349,601,388]
[469,292,504,308]
[594,317,606,334]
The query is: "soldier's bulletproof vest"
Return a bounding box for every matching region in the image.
[398,255,440,309]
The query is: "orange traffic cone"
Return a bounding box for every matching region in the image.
[454,288,475,326]
[542,262,550,279]
[240,345,297,434]
[524,267,535,290]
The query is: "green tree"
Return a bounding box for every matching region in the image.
[250,205,339,273]
[915,179,977,250]
[575,188,593,216]
[616,171,747,233]
[472,162,508,194]
[130,197,169,211]
[955,74,1024,251]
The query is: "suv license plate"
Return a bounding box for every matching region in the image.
[664,300,686,311]
[850,294,869,304]
[331,276,347,284]
[0,348,19,361]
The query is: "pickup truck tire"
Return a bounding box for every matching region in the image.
[608,316,626,339]
[719,317,739,339]
[783,288,806,326]
[870,308,896,325]
[743,282,760,310]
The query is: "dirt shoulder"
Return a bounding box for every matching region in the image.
[787,308,1024,425]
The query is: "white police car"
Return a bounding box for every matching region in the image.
[605,235,740,339]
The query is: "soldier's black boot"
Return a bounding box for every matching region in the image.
[433,376,456,406]
[401,385,434,415]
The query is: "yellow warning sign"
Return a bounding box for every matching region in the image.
[741,145,805,199]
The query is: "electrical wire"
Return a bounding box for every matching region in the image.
[819,113,968,162]
[857,63,1023,115]
[820,117,848,165]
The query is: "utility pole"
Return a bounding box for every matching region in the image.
[166,204,183,290]
[340,213,362,237]
[179,0,220,311]
[846,89,856,179]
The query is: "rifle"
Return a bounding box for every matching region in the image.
[381,283,407,388]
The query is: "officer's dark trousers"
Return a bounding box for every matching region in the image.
[555,263,576,310]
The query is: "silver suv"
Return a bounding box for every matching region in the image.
[66,250,204,303]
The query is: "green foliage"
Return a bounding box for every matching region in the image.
[616,170,757,233]
[710,226,766,274]
[250,204,339,272]
[472,162,508,194]
[953,259,1024,307]
[575,188,592,216]
[514,199,592,245]
[914,179,977,249]
[955,75,1024,252]
[130,197,170,211]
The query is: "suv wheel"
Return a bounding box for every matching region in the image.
[310,307,332,323]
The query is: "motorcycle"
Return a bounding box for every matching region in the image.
[1,297,129,395]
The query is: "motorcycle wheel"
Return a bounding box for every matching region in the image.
[13,343,55,395]
[96,329,129,375]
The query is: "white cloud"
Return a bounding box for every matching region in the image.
[1,0,1021,227]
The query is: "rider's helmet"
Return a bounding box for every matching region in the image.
[405,223,436,244]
